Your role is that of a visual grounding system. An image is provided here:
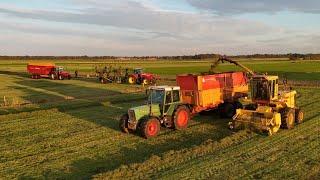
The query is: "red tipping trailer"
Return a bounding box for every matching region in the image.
[27,62,71,80]
[176,72,249,118]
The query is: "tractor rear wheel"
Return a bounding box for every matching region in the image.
[295,109,304,124]
[128,77,136,84]
[139,118,160,138]
[281,108,295,129]
[173,106,190,130]
[119,114,129,133]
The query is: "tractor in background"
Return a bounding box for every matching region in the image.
[96,66,158,85]
[127,68,158,85]
[230,75,304,135]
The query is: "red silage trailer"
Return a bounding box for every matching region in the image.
[176,71,249,118]
[27,62,71,80]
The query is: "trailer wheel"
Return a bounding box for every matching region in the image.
[50,73,56,80]
[281,108,295,129]
[139,118,160,138]
[119,114,129,133]
[173,106,190,130]
[295,109,304,124]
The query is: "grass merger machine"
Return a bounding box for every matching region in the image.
[120,58,251,138]
[230,75,304,135]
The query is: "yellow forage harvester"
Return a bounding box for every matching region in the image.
[230,75,304,136]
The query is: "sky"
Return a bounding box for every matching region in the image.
[0,0,319,56]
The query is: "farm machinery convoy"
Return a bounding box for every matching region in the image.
[120,56,304,138]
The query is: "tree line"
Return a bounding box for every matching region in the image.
[0,53,319,61]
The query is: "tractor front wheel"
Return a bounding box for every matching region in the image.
[142,79,149,85]
[295,109,304,124]
[173,106,190,130]
[119,114,129,133]
[128,76,136,84]
[139,118,160,138]
[281,108,295,129]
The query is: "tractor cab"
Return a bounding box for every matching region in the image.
[56,66,64,73]
[250,75,279,104]
[147,86,181,115]
[133,68,143,74]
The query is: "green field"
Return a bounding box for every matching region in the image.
[0,59,319,179]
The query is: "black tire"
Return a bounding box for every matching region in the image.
[139,118,160,138]
[173,106,190,130]
[220,103,236,118]
[119,114,129,133]
[295,109,304,124]
[281,108,295,129]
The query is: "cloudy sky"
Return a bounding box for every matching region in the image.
[0,0,319,56]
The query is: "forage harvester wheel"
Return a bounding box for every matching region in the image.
[173,106,190,130]
[119,114,129,133]
[139,118,160,138]
[295,108,304,124]
[281,108,295,129]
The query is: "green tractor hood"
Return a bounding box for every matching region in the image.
[129,104,161,122]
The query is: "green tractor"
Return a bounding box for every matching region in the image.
[119,86,191,138]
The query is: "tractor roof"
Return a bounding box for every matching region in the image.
[149,85,180,91]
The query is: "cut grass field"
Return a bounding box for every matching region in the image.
[0,59,319,179]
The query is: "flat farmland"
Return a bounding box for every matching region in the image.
[0,59,319,179]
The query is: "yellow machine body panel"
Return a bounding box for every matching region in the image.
[278,90,296,108]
